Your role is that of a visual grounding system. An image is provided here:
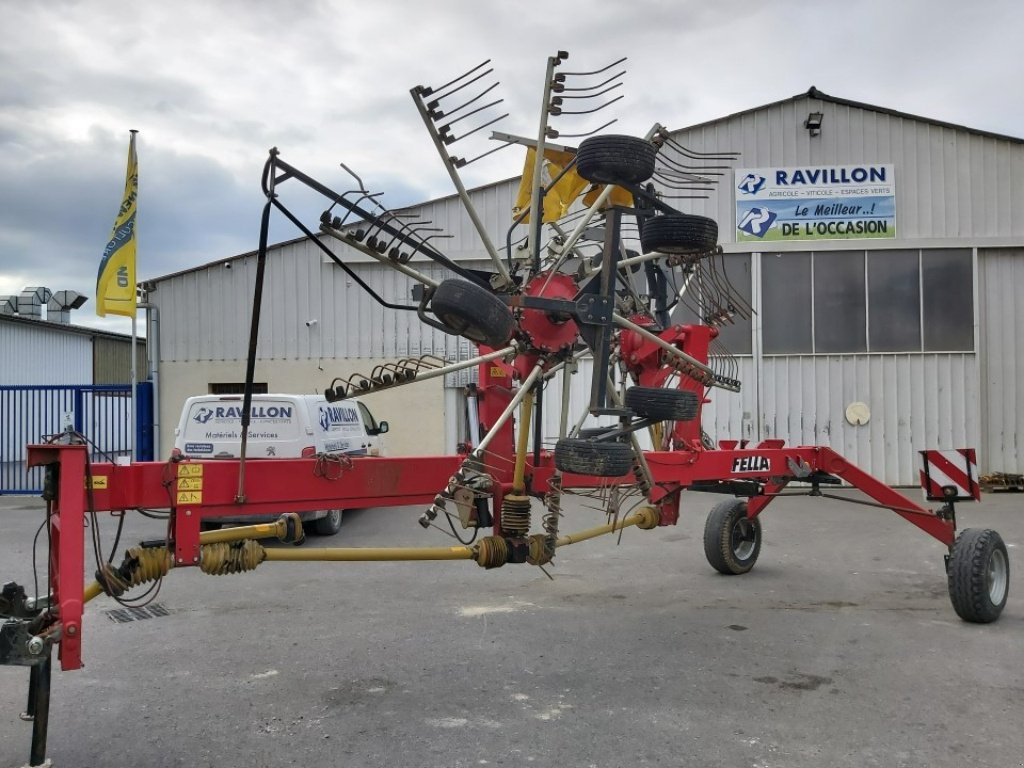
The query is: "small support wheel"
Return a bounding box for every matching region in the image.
[312,509,344,536]
[575,135,657,186]
[947,528,1009,623]
[625,386,699,422]
[431,279,514,349]
[640,213,718,254]
[554,438,633,477]
[703,499,761,574]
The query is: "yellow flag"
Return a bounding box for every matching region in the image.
[513,146,633,223]
[513,147,590,224]
[97,132,138,318]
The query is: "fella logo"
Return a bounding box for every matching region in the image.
[732,455,770,473]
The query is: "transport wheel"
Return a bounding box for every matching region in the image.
[640,213,718,254]
[431,279,514,349]
[312,509,344,536]
[554,438,633,477]
[625,386,699,422]
[575,135,657,186]
[947,528,1009,623]
[703,499,761,574]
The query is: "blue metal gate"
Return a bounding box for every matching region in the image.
[0,383,153,494]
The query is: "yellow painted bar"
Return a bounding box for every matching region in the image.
[511,390,534,493]
[200,521,285,544]
[555,511,647,548]
[264,546,475,562]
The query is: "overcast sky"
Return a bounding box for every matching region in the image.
[1,0,1021,333]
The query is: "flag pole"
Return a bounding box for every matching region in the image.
[130,312,137,460]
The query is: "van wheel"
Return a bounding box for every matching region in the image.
[313,509,344,536]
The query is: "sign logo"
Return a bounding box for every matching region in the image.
[737,172,766,195]
[193,407,214,424]
[319,405,360,431]
[732,455,771,473]
[737,207,777,238]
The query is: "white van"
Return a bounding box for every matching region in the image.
[173,394,388,535]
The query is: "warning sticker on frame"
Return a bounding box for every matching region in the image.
[735,164,895,242]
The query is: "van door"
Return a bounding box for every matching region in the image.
[356,401,386,456]
[313,400,368,455]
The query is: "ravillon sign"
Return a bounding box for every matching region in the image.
[735,164,895,242]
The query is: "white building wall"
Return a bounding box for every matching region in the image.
[668,95,1024,244]
[979,248,1024,475]
[0,321,92,385]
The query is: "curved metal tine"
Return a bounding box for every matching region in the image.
[556,94,624,117]
[656,152,725,177]
[559,56,627,78]
[380,214,432,255]
[431,67,496,110]
[555,117,617,139]
[651,170,714,190]
[661,133,740,161]
[438,81,502,122]
[335,191,385,232]
[447,112,509,144]
[710,251,754,317]
[442,98,505,130]
[421,60,492,98]
[455,140,515,168]
[559,80,623,98]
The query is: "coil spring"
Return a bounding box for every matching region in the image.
[530,477,563,565]
[500,495,531,537]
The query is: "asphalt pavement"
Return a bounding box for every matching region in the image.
[1,488,1022,768]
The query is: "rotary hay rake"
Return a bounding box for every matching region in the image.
[1,51,1009,766]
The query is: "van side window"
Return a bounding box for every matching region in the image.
[357,402,379,434]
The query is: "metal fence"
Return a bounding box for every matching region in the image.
[0,384,153,494]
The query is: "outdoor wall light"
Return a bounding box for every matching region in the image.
[804,111,824,136]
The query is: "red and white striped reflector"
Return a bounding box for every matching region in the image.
[919,449,981,502]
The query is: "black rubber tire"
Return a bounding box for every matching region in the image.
[575,135,657,186]
[554,438,633,477]
[625,387,700,422]
[703,499,761,575]
[431,279,514,349]
[947,528,1009,623]
[640,213,718,254]
[312,509,344,536]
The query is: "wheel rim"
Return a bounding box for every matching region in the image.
[731,518,756,561]
[987,548,1009,604]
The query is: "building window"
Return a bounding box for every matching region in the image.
[208,382,269,395]
[868,250,921,352]
[762,252,813,354]
[761,248,973,354]
[813,251,866,353]
[922,249,974,351]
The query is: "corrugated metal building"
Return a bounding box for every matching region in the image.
[148,88,1024,483]
[0,313,146,385]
